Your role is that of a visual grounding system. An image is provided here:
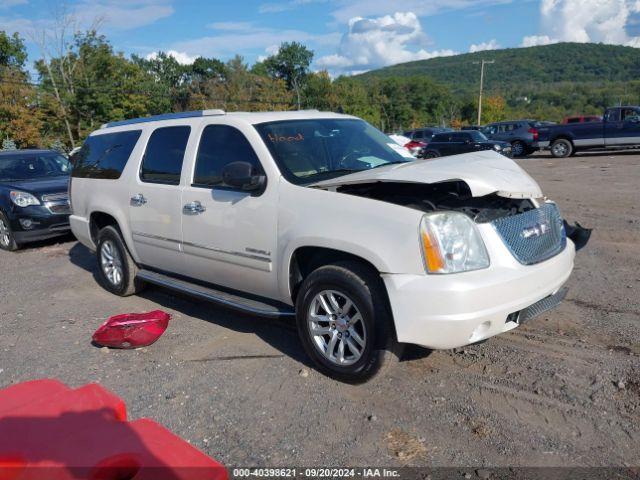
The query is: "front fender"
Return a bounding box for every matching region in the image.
[276,179,425,302]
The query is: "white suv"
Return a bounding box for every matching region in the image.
[69,110,587,382]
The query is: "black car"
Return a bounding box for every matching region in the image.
[403,127,453,142]
[422,131,512,158]
[0,149,72,251]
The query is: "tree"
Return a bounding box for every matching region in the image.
[36,30,157,147]
[0,31,42,148]
[0,31,27,68]
[263,42,313,109]
[304,71,338,110]
[482,95,507,123]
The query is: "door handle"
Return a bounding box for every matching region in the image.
[183,201,206,215]
[130,194,147,206]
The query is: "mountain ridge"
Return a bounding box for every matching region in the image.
[354,43,640,93]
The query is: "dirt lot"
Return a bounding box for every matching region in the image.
[0,151,638,469]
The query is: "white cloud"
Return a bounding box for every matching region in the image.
[0,0,28,8]
[520,35,557,47]
[524,0,640,48]
[73,0,174,31]
[172,26,337,60]
[145,50,197,65]
[329,0,512,23]
[469,38,500,53]
[316,11,457,74]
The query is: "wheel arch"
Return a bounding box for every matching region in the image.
[286,245,385,305]
[89,210,139,262]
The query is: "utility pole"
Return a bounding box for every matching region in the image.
[473,59,494,126]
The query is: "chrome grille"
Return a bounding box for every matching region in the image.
[492,203,566,265]
[42,193,68,202]
[42,193,71,215]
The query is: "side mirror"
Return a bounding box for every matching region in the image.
[222,161,266,192]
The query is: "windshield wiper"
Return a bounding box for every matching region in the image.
[370,161,409,170]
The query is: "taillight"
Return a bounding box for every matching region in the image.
[528,127,539,141]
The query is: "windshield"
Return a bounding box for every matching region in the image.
[468,130,488,142]
[255,119,413,185]
[0,153,71,182]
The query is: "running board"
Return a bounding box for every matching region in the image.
[137,269,295,318]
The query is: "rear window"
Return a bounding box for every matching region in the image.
[140,126,191,185]
[73,130,141,180]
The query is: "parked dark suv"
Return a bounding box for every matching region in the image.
[481,120,541,157]
[403,127,453,142]
[422,131,512,158]
[0,149,72,251]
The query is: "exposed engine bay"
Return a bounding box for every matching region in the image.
[335,181,536,223]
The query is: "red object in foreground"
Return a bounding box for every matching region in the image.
[0,379,227,480]
[92,310,171,349]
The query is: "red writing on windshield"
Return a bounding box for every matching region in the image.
[268,133,304,142]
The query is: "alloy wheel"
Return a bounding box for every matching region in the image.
[100,240,123,286]
[512,142,525,157]
[552,142,568,157]
[0,219,11,248]
[307,290,367,366]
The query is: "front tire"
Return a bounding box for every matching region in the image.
[0,212,19,251]
[295,261,401,383]
[550,138,573,158]
[96,225,144,296]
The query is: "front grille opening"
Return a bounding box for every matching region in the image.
[505,311,520,325]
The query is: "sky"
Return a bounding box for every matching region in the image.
[2,0,640,76]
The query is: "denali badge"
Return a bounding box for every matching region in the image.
[521,221,550,239]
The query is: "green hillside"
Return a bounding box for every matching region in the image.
[356,43,640,93]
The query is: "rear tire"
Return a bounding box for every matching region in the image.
[550,138,573,158]
[0,212,19,251]
[295,261,402,383]
[423,150,440,159]
[511,140,526,158]
[96,225,145,296]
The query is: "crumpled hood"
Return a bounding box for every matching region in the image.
[311,150,543,199]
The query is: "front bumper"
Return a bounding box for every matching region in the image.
[9,209,71,244]
[383,236,576,350]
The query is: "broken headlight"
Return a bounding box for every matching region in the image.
[420,212,490,274]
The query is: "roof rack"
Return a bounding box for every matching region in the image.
[102,109,226,128]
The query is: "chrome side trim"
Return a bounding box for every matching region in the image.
[183,240,271,263]
[136,270,294,318]
[131,231,271,263]
[132,231,180,244]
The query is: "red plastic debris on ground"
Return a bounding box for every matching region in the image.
[0,379,228,480]
[92,310,171,349]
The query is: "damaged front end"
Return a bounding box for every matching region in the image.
[333,180,591,255]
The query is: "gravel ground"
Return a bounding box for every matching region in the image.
[0,151,638,469]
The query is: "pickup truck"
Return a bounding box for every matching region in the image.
[538,106,640,157]
[70,109,590,382]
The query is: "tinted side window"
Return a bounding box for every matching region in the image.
[413,131,424,139]
[193,125,263,188]
[431,133,450,142]
[140,126,190,185]
[72,130,141,179]
[451,133,468,142]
